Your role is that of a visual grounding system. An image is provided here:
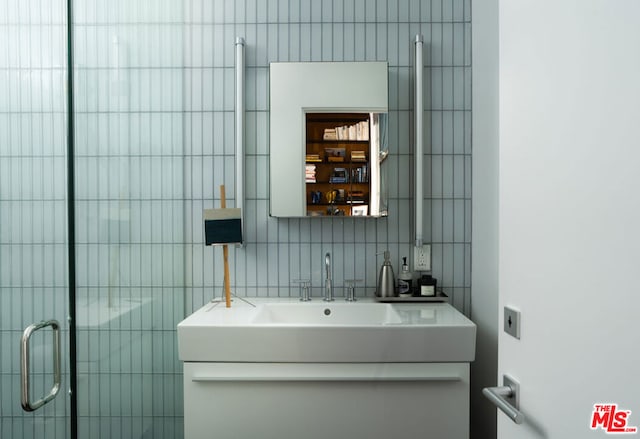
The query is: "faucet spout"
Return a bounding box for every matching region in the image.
[324,252,333,301]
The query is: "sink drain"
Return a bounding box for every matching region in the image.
[324,308,331,316]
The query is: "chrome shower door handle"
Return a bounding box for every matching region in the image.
[483,375,524,424]
[21,319,62,412]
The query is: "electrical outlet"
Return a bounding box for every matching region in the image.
[414,244,431,271]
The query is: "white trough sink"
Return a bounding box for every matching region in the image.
[178,298,476,363]
[251,302,403,325]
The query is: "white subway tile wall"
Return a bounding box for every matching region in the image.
[184,0,471,314]
[1,1,470,438]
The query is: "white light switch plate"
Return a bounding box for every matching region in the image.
[414,245,431,271]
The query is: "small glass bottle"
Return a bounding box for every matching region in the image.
[397,257,413,297]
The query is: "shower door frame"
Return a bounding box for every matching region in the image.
[66,0,78,436]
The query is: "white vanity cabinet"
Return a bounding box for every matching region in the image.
[183,362,469,439]
[178,300,476,439]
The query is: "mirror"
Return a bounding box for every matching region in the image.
[269,62,389,217]
[304,112,388,217]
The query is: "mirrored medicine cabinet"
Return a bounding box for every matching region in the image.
[269,62,389,218]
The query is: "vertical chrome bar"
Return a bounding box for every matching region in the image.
[414,34,424,248]
[20,326,33,411]
[235,37,245,247]
[20,320,62,412]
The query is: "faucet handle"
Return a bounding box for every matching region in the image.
[344,279,363,302]
[292,279,312,301]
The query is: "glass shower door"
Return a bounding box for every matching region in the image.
[72,1,185,437]
[0,0,71,437]
[2,2,185,437]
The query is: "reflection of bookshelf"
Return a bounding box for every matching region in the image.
[305,113,372,217]
[305,164,317,183]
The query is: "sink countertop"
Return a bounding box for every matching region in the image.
[178,298,476,363]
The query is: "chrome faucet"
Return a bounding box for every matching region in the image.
[324,252,334,301]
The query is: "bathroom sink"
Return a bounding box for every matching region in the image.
[177,298,476,363]
[251,302,402,325]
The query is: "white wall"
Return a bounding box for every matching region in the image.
[498,1,640,437]
[470,0,499,438]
